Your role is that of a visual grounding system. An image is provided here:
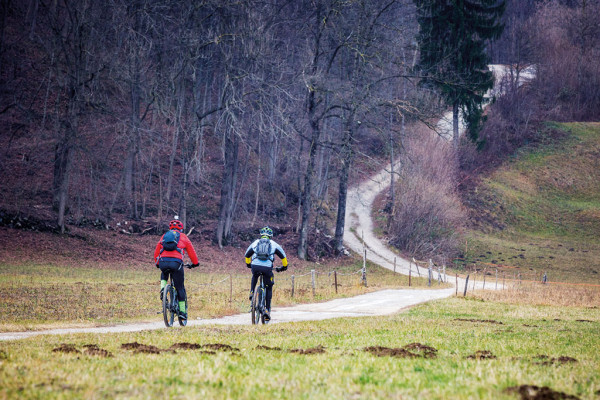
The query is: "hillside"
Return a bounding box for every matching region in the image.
[462,122,600,284]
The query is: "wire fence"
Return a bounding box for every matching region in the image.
[188,250,600,308]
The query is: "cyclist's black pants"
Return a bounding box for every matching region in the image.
[250,265,274,311]
[159,258,186,302]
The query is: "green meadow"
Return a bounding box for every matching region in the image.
[1,297,598,399]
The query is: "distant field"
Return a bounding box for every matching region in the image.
[1,297,598,399]
[463,122,600,284]
[0,259,429,332]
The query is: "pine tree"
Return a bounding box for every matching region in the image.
[414,0,505,146]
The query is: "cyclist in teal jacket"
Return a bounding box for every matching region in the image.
[244,226,288,321]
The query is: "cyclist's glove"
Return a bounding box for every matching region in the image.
[191,263,199,269]
[275,266,287,272]
[155,263,159,269]
[246,263,251,269]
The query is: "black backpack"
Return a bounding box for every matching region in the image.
[255,238,272,261]
[161,230,181,253]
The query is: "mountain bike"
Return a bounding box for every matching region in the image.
[162,264,193,327]
[251,268,282,325]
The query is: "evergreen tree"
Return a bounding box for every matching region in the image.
[414,0,505,145]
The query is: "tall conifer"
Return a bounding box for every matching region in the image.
[414,0,505,145]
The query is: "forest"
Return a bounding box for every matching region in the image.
[1,0,599,261]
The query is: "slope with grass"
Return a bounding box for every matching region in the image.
[463,123,600,284]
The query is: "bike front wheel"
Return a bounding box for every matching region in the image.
[162,284,175,327]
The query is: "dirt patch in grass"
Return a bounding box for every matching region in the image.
[454,318,503,324]
[169,342,202,350]
[201,343,239,352]
[121,342,164,354]
[52,344,80,354]
[575,319,592,323]
[168,342,217,355]
[289,345,326,355]
[505,384,580,399]
[533,355,578,366]
[82,344,112,358]
[256,345,282,351]
[467,350,497,360]
[364,343,437,359]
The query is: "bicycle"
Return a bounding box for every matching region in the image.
[251,268,283,325]
[162,263,193,327]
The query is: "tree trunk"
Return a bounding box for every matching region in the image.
[0,0,8,74]
[334,118,354,254]
[452,100,460,148]
[180,160,188,229]
[125,8,142,220]
[216,131,239,248]
[55,135,74,233]
[252,137,261,226]
[298,101,320,260]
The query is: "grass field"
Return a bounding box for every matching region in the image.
[0,258,432,332]
[462,122,600,285]
[1,296,598,399]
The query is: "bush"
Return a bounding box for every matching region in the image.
[389,128,465,261]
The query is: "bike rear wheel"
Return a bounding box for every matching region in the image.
[162,284,175,327]
[259,288,266,324]
[251,289,261,325]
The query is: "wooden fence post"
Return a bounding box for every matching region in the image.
[291,275,295,298]
[542,271,547,285]
[464,274,470,296]
[482,269,486,290]
[427,265,432,287]
[334,270,338,293]
[311,270,316,296]
[495,269,498,290]
[362,256,367,287]
[413,258,421,277]
[455,274,458,296]
[409,268,412,287]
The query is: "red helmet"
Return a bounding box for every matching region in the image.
[169,219,184,231]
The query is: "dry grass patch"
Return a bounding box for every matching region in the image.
[471,284,600,308]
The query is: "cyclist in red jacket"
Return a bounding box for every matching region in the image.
[154,219,199,321]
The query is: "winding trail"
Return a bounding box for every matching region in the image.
[0,65,520,342]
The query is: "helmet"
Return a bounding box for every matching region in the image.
[169,219,184,231]
[259,226,273,238]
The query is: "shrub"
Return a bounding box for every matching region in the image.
[389,128,465,261]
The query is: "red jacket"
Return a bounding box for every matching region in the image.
[154,232,199,265]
